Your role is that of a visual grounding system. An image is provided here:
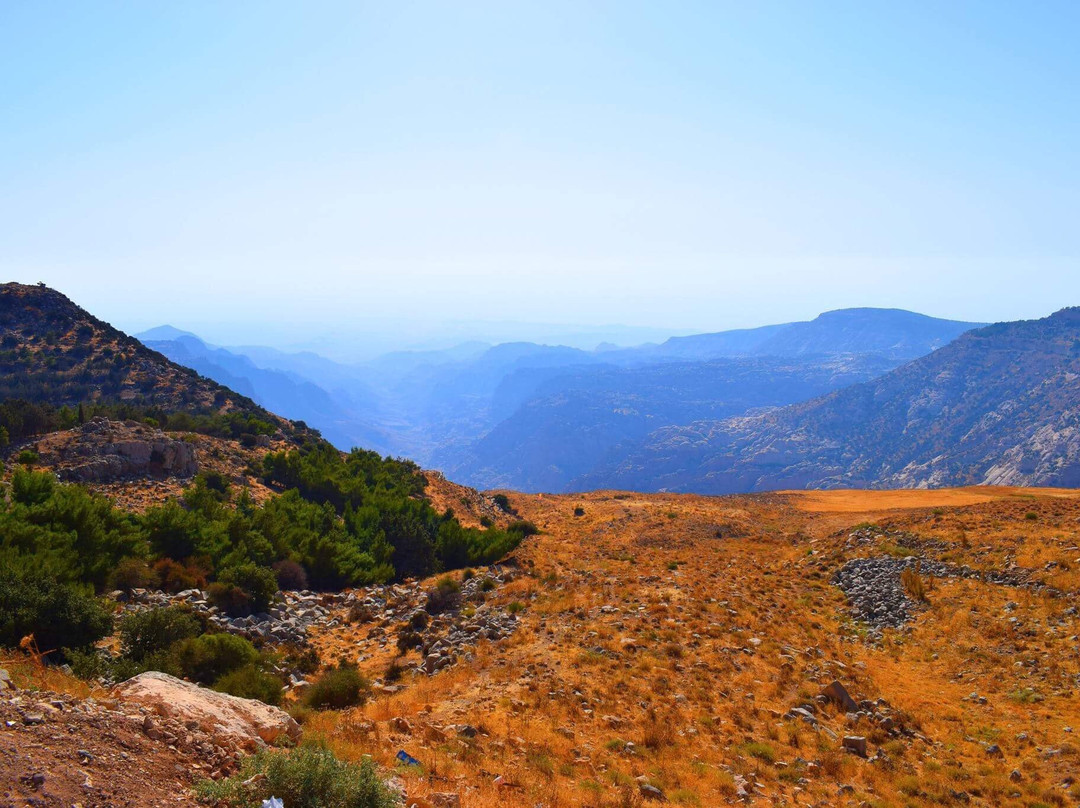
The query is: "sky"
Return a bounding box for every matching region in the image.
[2,1,1079,351]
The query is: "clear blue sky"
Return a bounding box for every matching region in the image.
[2,1,1078,347]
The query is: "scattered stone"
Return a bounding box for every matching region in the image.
[842,736,868,758]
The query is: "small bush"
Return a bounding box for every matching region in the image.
[901,565,928,602]
[197,745,398,808]
[119,606,201,662]
[214,664,284,705]
[347,603,374,624]
[0,569,112,659]
[272,559,309,591]
[108,558,159,593]
[508,600,525,615]
[396,627,423,655]
[304,665,370,710]
[153,558,208,593]
[16,449,38,466]
[425,576,461,614]
[207,581,251,616]
[740,741,777,763]
[384,660,404,682]
[507,519,539,537]
[173,632,259,684]
[216,563,278,615]
[480,577,496,592]
[408,610,429,630]
[492,493,514,514]
[573,506,585,517]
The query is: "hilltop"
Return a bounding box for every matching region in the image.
[0,282,296,444]
[583,308,1080,493]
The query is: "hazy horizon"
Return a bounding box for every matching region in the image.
[4,2,1079,348]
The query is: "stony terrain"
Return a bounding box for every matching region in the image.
[297,485,1080,808]
[6,484,1080,808]
[0,669,243,807]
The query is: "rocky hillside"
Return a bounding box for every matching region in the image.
[583,308,1080,493]
[301,486,1080,807]
[445,353,899,492]
[0,283,288,431]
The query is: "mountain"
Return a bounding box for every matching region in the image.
[140,334,390,453]
[136,324,200,341]
[0,283,286,429]
[136,307,984,482]
[582,308,1080,493]
[444,353,900,492]
[647,307,982,362]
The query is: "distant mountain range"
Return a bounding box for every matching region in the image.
[138,307,990,492]
[580,309,1080,492]
[8,285,1080,495]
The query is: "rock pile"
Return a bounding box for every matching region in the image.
[833,555,1046,629]
[119,587,342,646]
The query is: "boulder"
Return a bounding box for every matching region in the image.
[113,671,300,751]
[842,735,868,758]
[821,681,859,713]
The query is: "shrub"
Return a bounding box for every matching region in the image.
[16,449,38,466]
[507,600,525,615]
[573,506,585,517]
[396,627,423,655]
[0,569,112,659]
[207,582,252,617]
[214,664,284,705]
[901,565,928,602]
[304,665,370,710]
[492,493,514,513]
[108,558,159,593]
[424,576,461,614]
[480,577,496,592]
[153,558,207,593]
[507,520,539,537]
[119,606,201,663]
[173,632,259,684]
[272,559,309,591]
[217,563,278,615]
[196,745,398,808]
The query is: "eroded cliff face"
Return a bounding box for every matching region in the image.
[23,417,198,482]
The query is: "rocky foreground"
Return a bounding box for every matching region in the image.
[5,486,1080,808]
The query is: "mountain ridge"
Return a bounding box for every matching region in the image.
[579,307,1080,493]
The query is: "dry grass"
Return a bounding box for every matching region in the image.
[297,487,1080,807]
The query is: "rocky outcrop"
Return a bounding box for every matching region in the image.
[112,671,300,750]
[28,417,198,482]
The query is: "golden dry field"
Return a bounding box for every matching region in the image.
[301,486,1080,808]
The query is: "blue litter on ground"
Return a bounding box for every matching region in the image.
[396,749,421,766]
